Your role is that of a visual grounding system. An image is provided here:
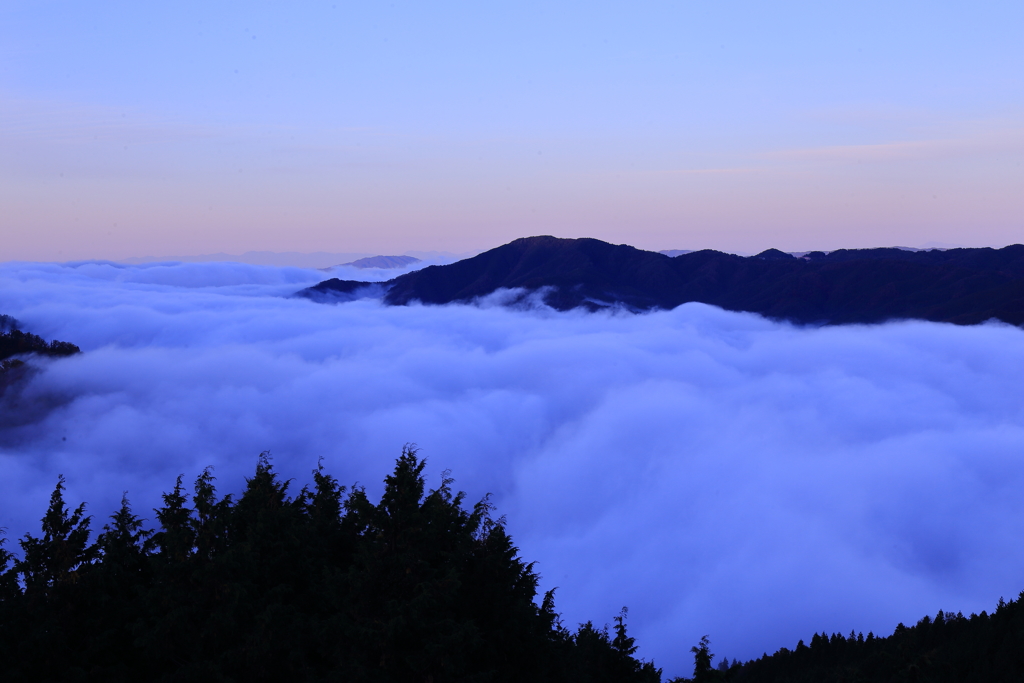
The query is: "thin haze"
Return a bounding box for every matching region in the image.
[3,261,1024,676]
[2,1,1022,260]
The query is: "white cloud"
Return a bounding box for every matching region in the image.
[2,260,1024,676]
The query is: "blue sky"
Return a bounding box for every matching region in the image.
[1,1,1021,259]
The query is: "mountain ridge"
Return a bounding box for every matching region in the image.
[298,236,1024,326]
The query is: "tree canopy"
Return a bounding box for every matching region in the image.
[3,446,1023,681]
[0,448,661,682]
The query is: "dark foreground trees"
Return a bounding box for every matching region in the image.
[0,448,661,683]
[5,448,1024,682]
[668,602,1024,683]
[726,598,1024,683]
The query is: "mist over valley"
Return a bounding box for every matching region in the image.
[3,249,1024,676]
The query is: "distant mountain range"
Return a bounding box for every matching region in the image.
[332,255,422,269]
[299,236,1024,326]
[121,251,375,269]
[121,250,469,270]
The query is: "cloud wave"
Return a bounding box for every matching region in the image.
[2,260,1024,676]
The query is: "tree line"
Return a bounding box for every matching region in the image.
[2,443,1023,681]
[0,449,662,682]
[706,595,1024,682]
[0,315,80,374]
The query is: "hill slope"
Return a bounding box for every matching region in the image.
[299,236,1024,326]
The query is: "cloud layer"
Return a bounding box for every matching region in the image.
[2,260,1024,676]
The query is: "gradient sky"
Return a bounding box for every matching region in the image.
[2,1,1022,261]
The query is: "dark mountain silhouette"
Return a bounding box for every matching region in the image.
[299,280,389,304]
[0,316,82,436]
[299,236,1024,326]
[1,315,80,372]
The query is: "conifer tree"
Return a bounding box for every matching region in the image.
[152,474,194,562]
[304,457,345,529]
[96,493,153,578]
[691,635,714,683]
[614,606,639,656]
[192,467,231,561]
[18,475,96,596]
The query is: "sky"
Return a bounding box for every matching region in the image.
[2,1,1022,261]
[4,261,1024,676]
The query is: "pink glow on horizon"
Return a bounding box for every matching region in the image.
[3,1,1021,261]
[2,111,1021,261]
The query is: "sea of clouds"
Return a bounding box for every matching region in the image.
[2,259,1024,676]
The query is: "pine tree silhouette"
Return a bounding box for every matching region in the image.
[18,475,96,596]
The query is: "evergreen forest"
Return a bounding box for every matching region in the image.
[0,447,1023,682]
[0,315,80,375]
[0,449,661,682]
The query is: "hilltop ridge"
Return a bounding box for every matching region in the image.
[299,236,1024,326]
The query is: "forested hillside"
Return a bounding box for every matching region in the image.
[2,446,1024,681]
[300,237,1024,326]
[0,449,661,682]
[730,598,1024,682]
[0,314,80,373]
